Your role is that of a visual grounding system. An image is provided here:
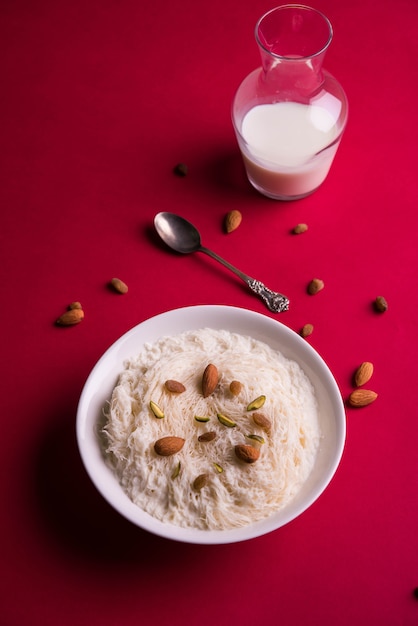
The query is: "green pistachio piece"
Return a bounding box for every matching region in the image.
[213,463,224,473]
[194,415,210,423]
[247,395,266,411]
[171,461,181,479]
[217,413,236,428]
[245,434,265,445]
[150,400,164,418]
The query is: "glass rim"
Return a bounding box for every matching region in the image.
[255,4,333,61]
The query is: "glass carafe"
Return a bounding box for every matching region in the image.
[232,4,348,200]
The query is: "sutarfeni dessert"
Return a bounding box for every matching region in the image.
[103,329,320,530]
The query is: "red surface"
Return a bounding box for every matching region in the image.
[1,0,417,624]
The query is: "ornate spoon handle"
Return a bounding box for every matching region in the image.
[199,246,289,313]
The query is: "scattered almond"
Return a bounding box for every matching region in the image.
[224,209,242,233]
[234,444,260,464]
[201,363,219,397]
[307,278,324,295]
[164,380,186,393]
[354,362,374,387]
[193,473,208,490]
[110,277,128,294]
[69,301,82,310]
[252,412,272,432]
[56,308,84,326]
[300,323,314,337]
[293,223,308,234]
[198,431,217,442]
[348,389,378,407]
[229,380,242,396]
[154,436,185,456]
[374,296,388,312]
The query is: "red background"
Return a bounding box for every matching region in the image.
[1,0,417,624]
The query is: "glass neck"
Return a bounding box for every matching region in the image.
[259,49,326,98]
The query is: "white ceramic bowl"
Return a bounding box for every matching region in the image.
[76,305,345,544]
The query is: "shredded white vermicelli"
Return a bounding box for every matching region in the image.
[102,328,320,530]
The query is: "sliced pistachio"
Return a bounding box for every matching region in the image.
[194,415,210,423]
[247,395,266,411]
[171,461,181,479]
[213,463,224,473]
[217,413,237,428]
[150,400,164,418]
[245,434,265,445]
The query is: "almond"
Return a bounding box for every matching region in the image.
[348,389,378,408]
[110,277,128,294]
[300,323,314,338]
[56,308,84,326]
[154,436,185,456]
[354,362,374,387]
[374,295,388,312]
[307,278,324,295]
[164,379,186,393]
[202,363,219,397]
[293,223,308,234]
[69,301,82,310]
[193,473,209,490]
[234,444,260,464]
[198,431,217,442]
[224,209,242,233]
[252,412,272,432]
[229,380,242,396]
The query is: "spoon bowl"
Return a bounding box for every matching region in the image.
[154,212,201,254]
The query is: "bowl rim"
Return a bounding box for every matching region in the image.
[76,304,346,544]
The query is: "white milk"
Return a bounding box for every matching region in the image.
[240,101,340,199]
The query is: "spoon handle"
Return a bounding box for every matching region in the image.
[199,246,289,313]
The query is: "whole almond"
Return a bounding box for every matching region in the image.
[224,209,242,233]
[193,473,209,490]
[374,295,388,312]
[300,323,314,338]
[348,389,378,407]
[110,277,128,294]
[198,431,217,442]
[252,412,272,432]
[154,436,185,456]
[234,444,260,464]
[229,380,242,396]
[354,362,374,387]
[164,380,186,393]
[56,308,84,326]
[202,363,219,397]
[307,278,324,295]
[293,223,308,234]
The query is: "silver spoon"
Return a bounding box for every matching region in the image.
[154,212,289,313]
